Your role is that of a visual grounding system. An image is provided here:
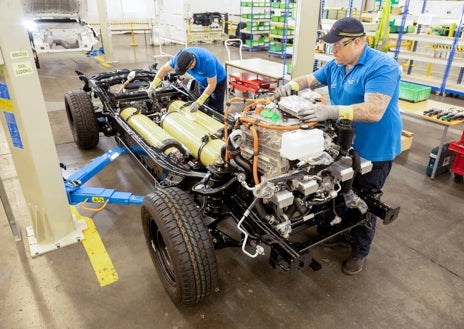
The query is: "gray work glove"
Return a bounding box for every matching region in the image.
[299,104,339,122]
[300,90,322,103]
[190,93,208,112]
[343,190,368,214]
[190,101,201,112]
[274,80,300,99]
[147,88,156,100]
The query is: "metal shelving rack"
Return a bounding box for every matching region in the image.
[392,0,464,96]
[268,0,295,59]
[314,0,464,96]
[239,1,271,51]
[314,0,326,72]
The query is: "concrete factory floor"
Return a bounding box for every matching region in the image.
[1,34,464,329]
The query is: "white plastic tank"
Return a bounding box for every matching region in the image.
[280,128,324,160]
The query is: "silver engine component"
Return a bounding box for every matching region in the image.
[232,96,372,233]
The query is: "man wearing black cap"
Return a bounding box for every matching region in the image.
[275,17,403,275]
[148,47,227,113]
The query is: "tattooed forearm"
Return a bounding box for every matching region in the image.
[308,78,325,90]
[353,93,391,122]
[294,75,325,91]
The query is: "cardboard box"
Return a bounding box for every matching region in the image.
[401,130,414,152]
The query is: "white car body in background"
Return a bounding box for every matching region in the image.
[23,0,99,54]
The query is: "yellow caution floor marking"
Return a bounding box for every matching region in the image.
[94,55,112,68]
[70,206,119,287]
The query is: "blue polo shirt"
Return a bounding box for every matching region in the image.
[313,45,403,162]
[170,47,226,86]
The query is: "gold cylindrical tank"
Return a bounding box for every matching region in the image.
[120,107,178,155]
[161,111,224,166]
[168,100,223,136]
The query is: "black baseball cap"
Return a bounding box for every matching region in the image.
[175,50,195,75]
[321,17,365,44]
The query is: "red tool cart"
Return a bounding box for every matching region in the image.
[228,73,277,97]
[449,130,464,183]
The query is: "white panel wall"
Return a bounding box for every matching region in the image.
[405,0,464,19]
[86,0,154,22]
[85,0,240,23]
[323,0,366,10]
[189,0,240,15]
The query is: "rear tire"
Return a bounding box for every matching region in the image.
[141,187,218,306]
[64,90,99,149]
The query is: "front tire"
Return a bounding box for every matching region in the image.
[64,90,99,149]
[141,187,218,306]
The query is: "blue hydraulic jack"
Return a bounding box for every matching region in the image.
[64,146,144,211]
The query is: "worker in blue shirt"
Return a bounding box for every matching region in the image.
[148,47,227,113]
[275,17,403,275]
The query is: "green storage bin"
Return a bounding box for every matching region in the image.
[270,44,283,51]
[287,63,292,74]
[245,40,259,47]
[399,82,432,102]
[389,25,399,33]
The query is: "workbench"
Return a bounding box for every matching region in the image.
[399,99,464,179]
[225,58,290,96]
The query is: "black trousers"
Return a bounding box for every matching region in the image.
[350,160,393,258]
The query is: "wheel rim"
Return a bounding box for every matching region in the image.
[149,219,176,287]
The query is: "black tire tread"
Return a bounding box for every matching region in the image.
[64,90,99,149]
[141,187,217,306]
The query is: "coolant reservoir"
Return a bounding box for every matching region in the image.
[280,128,324,160]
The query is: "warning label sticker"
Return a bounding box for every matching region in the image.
[12,61,33,77]
[10,50,29,59]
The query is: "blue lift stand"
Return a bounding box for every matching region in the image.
[64,146,144,210]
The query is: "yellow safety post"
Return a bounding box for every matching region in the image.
[130,22,138,46]
[449,23,456,37]
[426,63,433,77]
[408,40,415,52]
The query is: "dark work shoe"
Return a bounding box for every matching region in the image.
[342,256,365,275]
[320,234,352,248]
